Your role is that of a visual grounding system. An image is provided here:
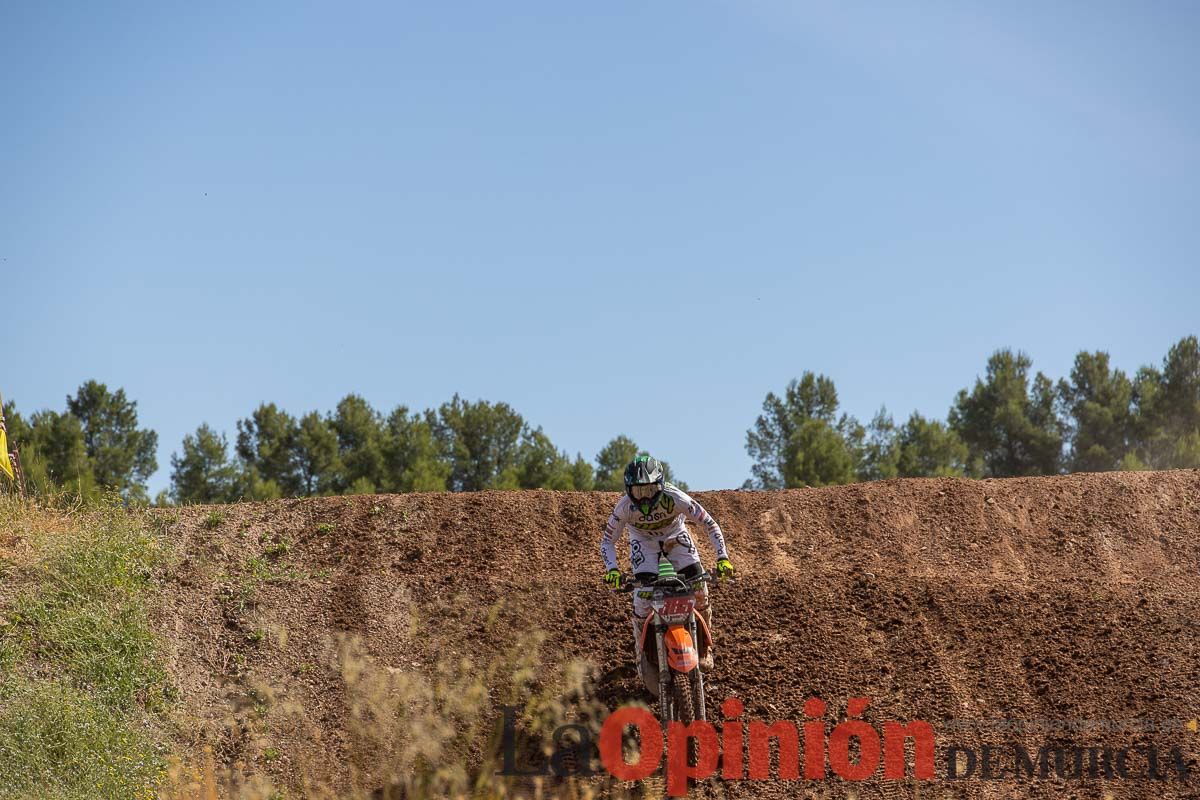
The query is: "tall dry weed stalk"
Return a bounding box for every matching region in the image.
[161,607,646,800]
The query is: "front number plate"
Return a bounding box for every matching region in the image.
[661,597,694,616]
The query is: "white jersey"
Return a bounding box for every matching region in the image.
[600,483,729,571]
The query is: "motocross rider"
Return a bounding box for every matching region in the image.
[601,455,735,671]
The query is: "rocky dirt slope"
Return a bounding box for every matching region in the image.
[154,470,1200,798]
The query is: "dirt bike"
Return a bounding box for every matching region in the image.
[618,561,714,725]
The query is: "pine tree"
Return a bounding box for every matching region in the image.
[330,394,386,493]
[24,410,96,497]
[1059,351,1136,472]
[895,412,968,477]
[294,412,339,496]
[65,381,157,500]
[382,407,450,492]
[236,403,301,495]
[949,350,1064,477]
[746,373,860,488]
[1132,335,1200,468]
[594,435,641,491]
[170,424,240,503]
[430,395,525,491]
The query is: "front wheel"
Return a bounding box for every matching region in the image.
[665,669,702,791]
[669,670,696,725]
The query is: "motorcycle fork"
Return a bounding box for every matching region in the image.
[654,619,672,720]
[689,614,706,721]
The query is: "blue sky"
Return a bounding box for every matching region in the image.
[2,1,1197,495]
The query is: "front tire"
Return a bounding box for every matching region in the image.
[666,670,699,791]
[670,670,696,725]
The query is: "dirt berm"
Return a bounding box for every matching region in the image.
[156,470,1200,799]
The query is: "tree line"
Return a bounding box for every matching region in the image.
[1,381,157,501]
[2,336,1197,502]
[167,395,682,503]
[0,388,678,503]
[746,336,1200,488]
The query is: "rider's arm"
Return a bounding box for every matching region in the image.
[670,486,730,561]
[599,500,629,571]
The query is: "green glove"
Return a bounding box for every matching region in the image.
[604,568,623,590]
[715,558,735,582]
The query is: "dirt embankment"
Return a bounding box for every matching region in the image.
[154,470,1200,799]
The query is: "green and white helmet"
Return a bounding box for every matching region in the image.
[624,454,665,507]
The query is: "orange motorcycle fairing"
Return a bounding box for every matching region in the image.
[663,624,699,673]
[693,607,713,650]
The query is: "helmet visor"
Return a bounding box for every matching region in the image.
[630,483,659,501]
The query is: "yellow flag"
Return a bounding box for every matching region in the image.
[0,395,13,481]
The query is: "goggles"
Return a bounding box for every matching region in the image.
[630,483,659,501]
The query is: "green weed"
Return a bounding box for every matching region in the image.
[262,538,290,559]
[0,677,163,800]
[9,505,166,710]
[0,498,169,799]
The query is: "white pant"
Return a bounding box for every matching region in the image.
[629,527,706,620]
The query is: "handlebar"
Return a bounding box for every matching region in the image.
[612,570,718,594]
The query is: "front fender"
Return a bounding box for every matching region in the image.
[663,624,698,673]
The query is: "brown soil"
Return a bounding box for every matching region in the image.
[154,470,1200,798]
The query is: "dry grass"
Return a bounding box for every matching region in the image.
[160,620,646,800]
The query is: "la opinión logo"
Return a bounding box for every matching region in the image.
[504,696,933,796]
[501,697,1192,797]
